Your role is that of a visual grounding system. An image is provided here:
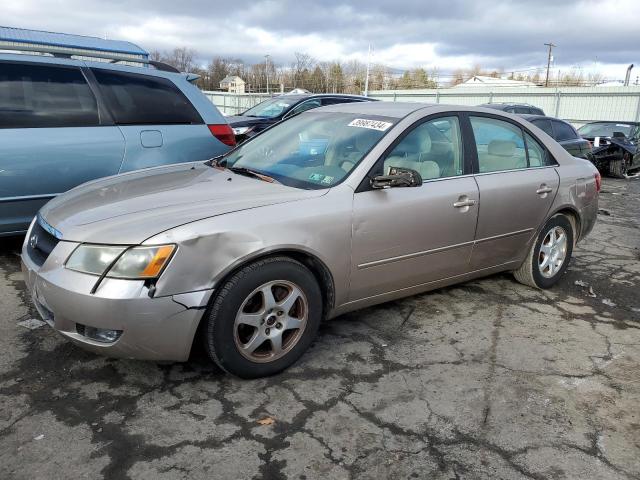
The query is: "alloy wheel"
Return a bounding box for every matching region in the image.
[233,280,308,363]
[538,226,568,278]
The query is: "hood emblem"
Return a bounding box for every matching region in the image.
[29,234,38,250]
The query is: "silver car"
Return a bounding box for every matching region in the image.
[22,103,600,378]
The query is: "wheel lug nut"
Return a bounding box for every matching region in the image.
[277,311,283,316]
[276,322,282,329]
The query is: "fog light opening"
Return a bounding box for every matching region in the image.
[76,324,122,343]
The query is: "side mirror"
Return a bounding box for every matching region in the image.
[370,167,422,189]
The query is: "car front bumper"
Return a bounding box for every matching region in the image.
[21,239,212,362]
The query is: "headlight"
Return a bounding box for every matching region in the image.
[66,244,175,279]
[232,126,253,136]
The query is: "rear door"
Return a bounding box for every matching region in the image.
[0,61,124,234]
[468,114,559,270]
[90,68,226,172]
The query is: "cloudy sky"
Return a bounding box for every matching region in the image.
[2,0,638,80]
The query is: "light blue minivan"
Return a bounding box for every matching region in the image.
[0,53,235,235]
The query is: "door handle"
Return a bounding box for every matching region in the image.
[536,186,553,195]
[453,199,477,208]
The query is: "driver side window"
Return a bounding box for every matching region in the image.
[383,116,463,181]
[289,99,322,117]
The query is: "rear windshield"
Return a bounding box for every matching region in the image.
[578,122,634,138]
[221,112,395,189]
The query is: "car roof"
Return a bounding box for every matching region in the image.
[314,101,435,118]
[580,120,640,126]
[276,93,374,101]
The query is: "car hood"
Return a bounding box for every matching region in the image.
[40,162,326,244]
[226,115,274,127]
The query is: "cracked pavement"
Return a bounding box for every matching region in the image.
[1,177,639,479]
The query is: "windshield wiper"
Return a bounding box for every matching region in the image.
[228,166,280,184]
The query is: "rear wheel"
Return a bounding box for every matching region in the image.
[609,153,629,178]
[203,256,322,378]
[514,214,574,289]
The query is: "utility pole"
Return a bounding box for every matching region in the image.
[265,54,270,95]
[364,44,371,96]
[544,42,556,87]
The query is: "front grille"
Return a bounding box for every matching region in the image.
[26,219,60,267]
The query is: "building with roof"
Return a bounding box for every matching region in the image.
[454,75,538,88]
[219,75,246,93]
[0,26,148,65]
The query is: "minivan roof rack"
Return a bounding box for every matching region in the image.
[0,25,149,65]
[148,60,180,73]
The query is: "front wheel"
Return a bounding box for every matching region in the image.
[514,214,574,289]
[203,256,322,378]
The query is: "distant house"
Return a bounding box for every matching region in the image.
[455,75,538,88]
[220,75,246,93]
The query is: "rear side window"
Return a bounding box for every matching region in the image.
[552,120,577,141]
[514,107,530,114]
[470,116,527,173]
[92,69,202,125]
[525,132,549,167]
[531,108,545,115]
[0,62,99,129]
[532,119,554,137]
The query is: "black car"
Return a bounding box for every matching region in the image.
[480,103,545,115]
[577,121,640,177]
[520,115,592,160]
[227,94,376,142]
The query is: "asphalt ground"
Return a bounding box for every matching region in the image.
[1,177,639,480]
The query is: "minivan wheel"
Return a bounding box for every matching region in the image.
[204,256,322,378]
[513,214,574,289]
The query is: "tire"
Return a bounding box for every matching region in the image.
[203,256,322,378]
[609,154,628,178]
[514,214,574,289]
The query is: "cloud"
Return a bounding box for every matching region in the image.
[1,0,638,79]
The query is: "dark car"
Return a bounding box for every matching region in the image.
[577,121,640,177]
[480,103,545,115]
[227,94,376,142]
[520,115,592,159]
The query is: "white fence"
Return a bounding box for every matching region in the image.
[203,87,640,125]
[202,91,274,116]
[368,86,640,126]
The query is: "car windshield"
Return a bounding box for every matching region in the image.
[242,97,298,118]
[221,112,395,189]
[578,122,634,138]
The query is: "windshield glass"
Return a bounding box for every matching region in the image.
[243,97,298,118]
[578,122,634,138]
[222,112,395,189]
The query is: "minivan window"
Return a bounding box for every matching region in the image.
[552,120,577,141]
[0,62,99,129]
[92,69,202,125]
[470,116,527,173]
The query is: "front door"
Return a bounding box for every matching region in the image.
[468,115,560,270]
[350,115,479,301]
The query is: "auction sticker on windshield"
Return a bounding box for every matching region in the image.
[348,118,393,131]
